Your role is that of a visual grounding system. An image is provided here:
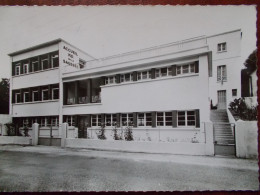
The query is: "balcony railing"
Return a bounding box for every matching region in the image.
[66,95,101,105]
[92,95,101,103]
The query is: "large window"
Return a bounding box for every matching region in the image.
[42,89,48,101]
[156,112,172,126]
[120,73,133,83]
[65,116,75,126]
[217,42,227,52]
[176,63,195,75]
[121,113,133,126]
[137,70,151,80]
[32,60,39,72]
[23,64,29,74]
[155,67,172,78]
[15,93,21,103]
[217,65,227,82]
[51,53,59,68]
[32,91,39,101]
[24,92,29,103]
[91,114,101,126]
[52,88,59,100]
[105,114,117,126]
[138,113,152,126]
[15,65,20,76]
[40,117,48,127]
[105,76,116,85]
[177,111,196,127]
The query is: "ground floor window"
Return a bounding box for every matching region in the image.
[91,114,101,126]
[156,112,172,126]
[105,114,117,126]
[177,111,196,127]
[65,116,75,126]
[51,116,59,126]
[138,113,152,126]
[40,117,48,127]
[121,113,133,126]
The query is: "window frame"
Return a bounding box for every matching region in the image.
[156,112,172,127]
[121,113,133,126]
[105,76,116,85]
[32,60,39,72]
[15,64,20,76]
[217,42,227,52]
[51,53,59,68]
[15,93,21,103]
[137,70,152,80]
[32,91,39,102]
[23,92,30,103]
[137,112,152,127]
[91,114,101,127]
[41,56,49,70]
[232,89,237,97]
[217,65,227,82]
[51,116,59,127]
[52,88,59,100]
[23,63,29,74]
[42,89,49,101]
[176,63,196,75]
[177,110,196,127]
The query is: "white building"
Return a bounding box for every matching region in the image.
[8,29,242,146]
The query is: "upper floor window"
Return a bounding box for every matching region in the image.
[105,114,117,126]
[137,70,151,80]
[42,89,48,101]
[41,55,48,70]
[138,113,152,127]
[52,88,59,100]
[79,59,86,69]
[15,64,20,76]
[232,89,237,97]
[217,65,227,82]
[32,60,39,72]
[217,42,227,52]
[120,73,133,83]
[92,114,101,126]
[121,113,133,126]
[15,93,21,103]
[155,67,172,78]
[32,91,39,101]
[24,92,29,103]
[105,76,116,85]
[23,64,29,74]
[177,63,195,75]
[51,53,59,68]
[157,112,172,126]
[178,111,196,127]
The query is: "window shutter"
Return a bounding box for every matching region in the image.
[172,65,177,76]
[101,114,105,125]
[195,61,199,73]
[116,74,121,84]
[151,68,156,79]
[116,113,121,127]
[133,112,138,127]
[195,109,200,128]
[133,71,137,81]
[152,112,156,128]
[172,110,177,127]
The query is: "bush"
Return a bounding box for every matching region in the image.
[229,98,257,121]
[124,122,134,141]
[5,122,16,136]
[112,122,123,140]
[96,123,106,140]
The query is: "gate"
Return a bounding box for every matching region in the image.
[213,122,236,156]
[38,124,61,146]
[217,90,227,109]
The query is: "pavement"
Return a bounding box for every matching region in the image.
[0,144,258,171]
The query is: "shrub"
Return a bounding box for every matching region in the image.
[124,121,134,141]
[96,122,106,140]
[112,122,123,140]
[4,122,16,136]
[23,125,29,137]
[229,98,257,121]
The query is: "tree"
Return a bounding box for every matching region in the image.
[0,78,9,114]
[244,49,257,74]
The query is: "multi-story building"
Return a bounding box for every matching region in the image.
[8,29,242,144]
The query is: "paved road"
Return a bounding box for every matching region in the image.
[0,146,258,191]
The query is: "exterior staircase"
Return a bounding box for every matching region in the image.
[210,109,235,156]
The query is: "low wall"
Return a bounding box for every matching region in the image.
[65,138,211,156]
[235,120,258,159]
[244,96,257,108]
[0,136,32,145]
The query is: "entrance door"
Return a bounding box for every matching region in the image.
[217,90,226,109]
[78,116,88,138]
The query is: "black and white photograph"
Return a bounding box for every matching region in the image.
[0,5,258,191]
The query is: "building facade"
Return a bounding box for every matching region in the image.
[8,29,242,142]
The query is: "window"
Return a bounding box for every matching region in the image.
[178,111,196,127]
[52,88,59,100]
[23,64,29,74]
[42,89,48,101]
[41,56,48,70]
[217,65,227,82]
[32,60,39,72]
[32,91,39,101]
[217,42,227,52]
[137,70,151,80]
[138,113,152,127]
[51,53,59,68]
[65,116,75,126]
[24,92,29,102]
[232,89,237,97]
[156,112,172,126]
[79,59,86,69]
[121,113,133,126]
[23,118,30,127]
[15,64,20,76]
[15,93,21,103]
[40,117,48,127]
[91,114,101,126]
[51,116,59,126]
[105,76,116,85]
[120,73,133,83]
[155,67,172,78]
[105,114,117,126]
[176,63,195,75]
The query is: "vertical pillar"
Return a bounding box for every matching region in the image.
[116,74,121,84]
[20,61,23,75]
[87,79,92,103]
[133,112,138,128]
[195,61,199,73]
[133,71,137,81]
[152,112,156,128]
[48,53,51,69]
[20,89,24,102]
[61,123,68,148]
[29,88,32,102]
[32,123,39,146]
[172,110,177,127]
[63,83,68,105]
[75,81,79,104]
[151,68,156,79]
[38,56,41,71]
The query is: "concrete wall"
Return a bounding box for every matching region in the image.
[244,96,257,108]
[235,120,258,159]
[0,136,31,145]
[0,115,12,136]
[13,101,59,117]
[250,70,257,97]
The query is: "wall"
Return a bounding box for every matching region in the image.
[235,120,258,159]
[13,101,59,117]
[0,136,31,145]
[250,70,257,97]
[0,114,12,136]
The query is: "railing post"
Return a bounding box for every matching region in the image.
[32,123,39,146]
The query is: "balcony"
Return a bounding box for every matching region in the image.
[66,95,101,105]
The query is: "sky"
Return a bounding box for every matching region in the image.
[0,5,257,79]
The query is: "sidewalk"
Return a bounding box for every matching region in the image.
[0,145,258,171]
